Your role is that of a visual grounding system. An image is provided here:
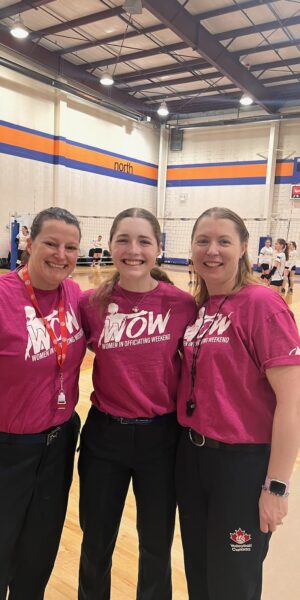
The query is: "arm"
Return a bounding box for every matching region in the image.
[258,365,300,533]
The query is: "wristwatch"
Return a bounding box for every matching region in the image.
[262,476,290,497]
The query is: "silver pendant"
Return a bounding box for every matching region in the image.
[132,306,139,313]
[57,391,66,409]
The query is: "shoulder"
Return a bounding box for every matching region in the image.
[235,284,289,317]
[62,277,82,296]
[160,282,196,304]
[79,288,95,309]
[0,270,21,290]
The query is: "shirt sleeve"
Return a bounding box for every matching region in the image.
[252,304,300,372]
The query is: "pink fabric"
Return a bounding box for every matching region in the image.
[0,271,86,433]
[177,284,300,443]
[80,282,196,417]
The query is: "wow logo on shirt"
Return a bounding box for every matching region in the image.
[184,306,232,346]
[24,304,83,361]
[99,303,171,349]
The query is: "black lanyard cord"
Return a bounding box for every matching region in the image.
[186,295,228,417]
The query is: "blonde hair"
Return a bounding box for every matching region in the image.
[191,207,256,305]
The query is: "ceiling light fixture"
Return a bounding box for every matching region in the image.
[10,16,29,39]
[123,0,143,15]
[157,101,169,117]
[240,93,253,106]
[100,71,114,86]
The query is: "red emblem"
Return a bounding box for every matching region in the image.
[230,528,251,545]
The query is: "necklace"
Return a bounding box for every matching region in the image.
[186,295,228,417]
[118,283,158,313]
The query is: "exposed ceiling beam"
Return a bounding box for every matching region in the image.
[77,42,187,71]
[195,0,280,21]
[154,81,300,112]
[143,0,280,113]
[162,92,242,116]
[145,74,300,103]
[216,14,300,41]
[115,58,209,84]
[0,0,54,20]
[55,24,165,56]
[115,37,300,84]
[30,7,124,41]
[126,56,300,92]
[0,29,148,116]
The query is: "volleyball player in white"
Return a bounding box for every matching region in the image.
[258,239,273,280]
[283,241,297,294]
[266,238,288,292]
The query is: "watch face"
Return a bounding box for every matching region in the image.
[269,480,287,496]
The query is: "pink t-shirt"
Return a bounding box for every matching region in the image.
[177,284,300,443]
[0,271,86,433]
[80,282,196,417]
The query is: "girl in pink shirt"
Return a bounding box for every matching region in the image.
[78,207,196,600]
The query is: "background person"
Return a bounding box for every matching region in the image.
[282,241,297,294]
[15,225,30,265]
[265,238,288,293]
[176,207,300,600]
[88,234,103,266]
[0,207,86,600]
[258,238,273,280]
[78,207,196,600]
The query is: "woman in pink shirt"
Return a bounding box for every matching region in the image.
[176,207,300,600]
[0,207,86,600]
[79,207,196,600]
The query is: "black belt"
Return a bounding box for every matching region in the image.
[188,428,270,452]
[0,417,72,446]
[102,411,175,425]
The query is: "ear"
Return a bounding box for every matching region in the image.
[26,238,32,255]
[157,242,163,257]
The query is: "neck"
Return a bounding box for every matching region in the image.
[19,264,60,291]
[118,276,158,293]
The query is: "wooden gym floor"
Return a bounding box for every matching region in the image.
[1,265,300,599]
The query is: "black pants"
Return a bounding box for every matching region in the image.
[176,428,271,600]
[78,406,179,600]
[0,412,80,600]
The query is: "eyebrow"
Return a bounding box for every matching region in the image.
[115,234,152,240]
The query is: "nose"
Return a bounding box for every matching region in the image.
[206,241,219,255]
[55,245,67,260]
[128,240,140,253]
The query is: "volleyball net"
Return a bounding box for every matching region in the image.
[7,213,300,271]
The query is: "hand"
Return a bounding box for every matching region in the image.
[259,489,288,533]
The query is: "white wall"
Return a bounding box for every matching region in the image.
[0,67,160,256]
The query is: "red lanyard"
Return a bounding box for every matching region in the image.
[22,264,68,368]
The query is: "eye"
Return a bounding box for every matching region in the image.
[220,239,231,246]
[45,241,56,247]
[140,239,151,245]
[66,245,78,252]
[195,239,208,245]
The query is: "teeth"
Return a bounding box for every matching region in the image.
[124,260,143,265]
[204,262,221,267]
[47,263,66,269]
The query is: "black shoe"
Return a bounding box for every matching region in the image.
[288,288,293,293]
[281,288,286,293]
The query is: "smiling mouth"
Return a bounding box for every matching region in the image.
[46,262,67,269]
[203,261,223,267]
[122,259,144,266]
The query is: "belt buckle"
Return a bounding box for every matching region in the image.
[47,427,60,445]
[119,417,129,425]
[189,428,205,447]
